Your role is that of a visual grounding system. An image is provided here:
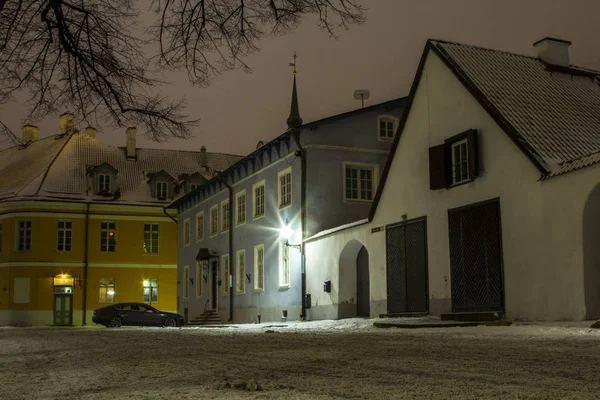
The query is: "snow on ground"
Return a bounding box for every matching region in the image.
[1,318,600,399]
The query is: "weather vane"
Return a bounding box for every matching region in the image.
[289,51,298,75]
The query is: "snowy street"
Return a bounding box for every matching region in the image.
[1,319,600,399]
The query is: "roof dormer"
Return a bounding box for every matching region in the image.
[147,170,176,201]
[178,172,207,194]
[86,163,119,196]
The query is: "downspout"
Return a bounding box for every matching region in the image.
[291,130,307,321]
[220,177,234,322]
[163,207,178,224]
[81,202,90,326]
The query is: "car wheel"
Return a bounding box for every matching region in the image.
[164,317,177,328]
[108,316,122,328]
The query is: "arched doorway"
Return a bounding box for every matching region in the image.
[338,240,370,319]
[583,183,600,319]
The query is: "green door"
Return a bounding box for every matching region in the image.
[54,294,73,326]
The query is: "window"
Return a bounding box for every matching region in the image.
[378,115,398,140]
[143,279,159,303]
[143,223,159,254]
[344,164,375,202]
[236,250,246,294]
[222,254,230,295]
[196,212,204,241]
[196,262,203,298]
[278,168,292,208]
[253,180,265,219]
[236,191,246,226]
[210,206,218,236]
[183,265,190,300]
[98,173,111,193]
[98,279,115,303]
[156,181,168,199]
[0,222,3,253]
[279,242,290,288]
[183,218,190,246]
[190,183,200,192]
[100,222,116,253]
[17,220,32,251]
[221,200,230,233]
[254,244,264,292]
[57,220,73,252]
[451,139,469,184]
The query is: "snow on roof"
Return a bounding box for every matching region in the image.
[304,219,369,242]
[0,132,244,206]
[430,39,600,177]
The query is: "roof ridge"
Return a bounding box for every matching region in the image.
[0,134,59,154]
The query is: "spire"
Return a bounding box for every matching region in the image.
[286,51,303,130]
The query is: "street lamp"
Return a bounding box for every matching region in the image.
[281,222,301,251]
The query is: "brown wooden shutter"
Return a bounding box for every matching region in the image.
[467,129,479,178]
[429,144,446,190]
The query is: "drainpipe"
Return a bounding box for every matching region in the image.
[163,207,178,224]
[291,130,307,321]
[81,202,90,326]
[219,177,234,323]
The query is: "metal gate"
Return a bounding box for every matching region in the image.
[448,199,504,312]
[386,218,428,313]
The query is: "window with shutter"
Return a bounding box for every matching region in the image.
[430,129,479,190]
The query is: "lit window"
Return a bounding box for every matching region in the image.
[279,242,290,287]
[236,191,246,225]
[99,278,115,303]
[221,200,230,232]
[17,220,32,252]
[196,212,204,241]
[57,220,73,252]
[451,139,469,184]
[143,279,159,303]
[210,206,218,236]
[100,222,116,253]
[222,255,230,295]
[254,244,264,292]
[253,181,265,219]
[196,262,204,298]
[143,223,159,254]
[98,173,111,193]
[345,165,374,201]
[278,168,292,208]
[183,218,190,246]
[183,265,190,300]
[156,181,168,199]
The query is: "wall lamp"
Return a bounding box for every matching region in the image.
[280,224,302,251]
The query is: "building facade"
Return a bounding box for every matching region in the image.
[0,116,242,326]
[303,37,600,322]
[171,76,406,324]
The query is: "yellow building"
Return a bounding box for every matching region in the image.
[0,114,242,326]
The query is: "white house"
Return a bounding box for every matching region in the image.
[304,37,600,322]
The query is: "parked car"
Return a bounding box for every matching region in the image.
[92,302,185,328]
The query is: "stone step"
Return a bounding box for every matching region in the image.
[379,312,428,318]
[440,311,504,322]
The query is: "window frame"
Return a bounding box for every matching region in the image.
[450,138,470,185]
[236,249,246,294]
[143,279,159,303]
[278,167,292,209]
[16,219,32,252]
[100,221,116,253]
[98,173,111,193]
[156,181,169,200]
[440,128,479,189]
[196,212,204,241]
[222,254,230,296]
[343,162,378,203]
[279,241,290,289]
[143,223,160,254]
[98,278,115,304]
[252,180,266,220]
[183,218,190,247]
[57,220,73,252]
[183,265,190,300]
[377,115,399,141]
[254,244,265,292]
[236,190,246,226]
[209,205,219,237]
[221,199,230,233]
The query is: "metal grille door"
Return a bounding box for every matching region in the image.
[386,218,428,313]
[448,200,504,312]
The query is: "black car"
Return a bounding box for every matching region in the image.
[92,302,185,328]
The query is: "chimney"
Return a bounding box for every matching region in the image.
[126,127,137,160]
[199,146,207,169]
[533,37,571,67]
[85,127,96,139]
[22,125,39,144]
[59,113,75,134]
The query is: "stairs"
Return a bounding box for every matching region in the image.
[186,309,225,326]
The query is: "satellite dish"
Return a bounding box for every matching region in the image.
[353,89,370,108]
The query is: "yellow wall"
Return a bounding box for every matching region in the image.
[0,201,179,324]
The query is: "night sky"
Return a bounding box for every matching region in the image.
[1,0,599,155]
